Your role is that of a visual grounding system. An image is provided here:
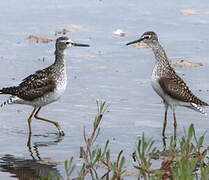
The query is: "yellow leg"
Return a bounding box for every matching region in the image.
[27,133,32,147]
[34,107,65,136]
[27,107,37,135]
[173,107,177,138]
[162,103,168,137]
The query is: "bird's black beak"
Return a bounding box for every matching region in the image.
[72,42,90,47]
[126,37,146,46]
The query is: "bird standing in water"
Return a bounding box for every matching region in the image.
[0,37,89,136]
[126,31,208,137]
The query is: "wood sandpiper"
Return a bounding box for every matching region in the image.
[126,31,208,137]
[0,36,89,136]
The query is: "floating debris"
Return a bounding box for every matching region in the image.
[73,104,90,108]
[55,24,86,35]
[88,64,107,70]
[180,9,209,15]
[26,35,53,43]
[170,60,203,68]
[72,51,103,58]
[55,28,71,35]
[16,109,22,113]
[123,172,138,177]
[120,98,129,102]
[113,29,126,37]
[38,158,63,165]
[154,101,164,104]
[38,57,45,62]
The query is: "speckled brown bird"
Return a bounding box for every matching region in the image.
[0,37,89,136]
[126,31,208,137]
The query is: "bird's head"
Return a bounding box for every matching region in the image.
[56,36,90,51]
[126,31,158,47]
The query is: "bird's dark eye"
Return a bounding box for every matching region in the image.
[66,42,70,45]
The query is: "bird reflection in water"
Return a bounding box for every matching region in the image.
[0,134,64,180]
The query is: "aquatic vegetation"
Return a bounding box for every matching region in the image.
[133,124,209,180]
[26,35,53,43]
[42,101,209,180]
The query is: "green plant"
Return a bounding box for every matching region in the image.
[172,124,208,180]
[110,150,126,180]
[78,100,110,179]
[65,157,76,180]
[133,133,157,179]
[40,106,209,180]
[132,124,209,180]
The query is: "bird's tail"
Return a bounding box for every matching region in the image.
[0,96,17,107]
[190,103,207,115]
[0,87,19,107]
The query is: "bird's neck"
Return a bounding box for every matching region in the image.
[54,49,65,65]
[150,42,169,66]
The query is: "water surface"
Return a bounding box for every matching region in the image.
[0,0,209,179]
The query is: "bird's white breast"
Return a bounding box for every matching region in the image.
[54,68,67,100]
[151,66,165,100]
[151,64,184,107]
[23,69,68,107]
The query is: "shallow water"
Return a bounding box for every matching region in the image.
[0,0,209,179]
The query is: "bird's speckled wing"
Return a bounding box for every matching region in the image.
[0,69,56,101]
[158,69,208,106]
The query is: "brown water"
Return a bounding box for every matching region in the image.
[0,0,209,179]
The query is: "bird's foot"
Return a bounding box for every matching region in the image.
[162,136,167,140]
[59,129,65,136]
[55,123,65,136]
[162,136,167,149]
